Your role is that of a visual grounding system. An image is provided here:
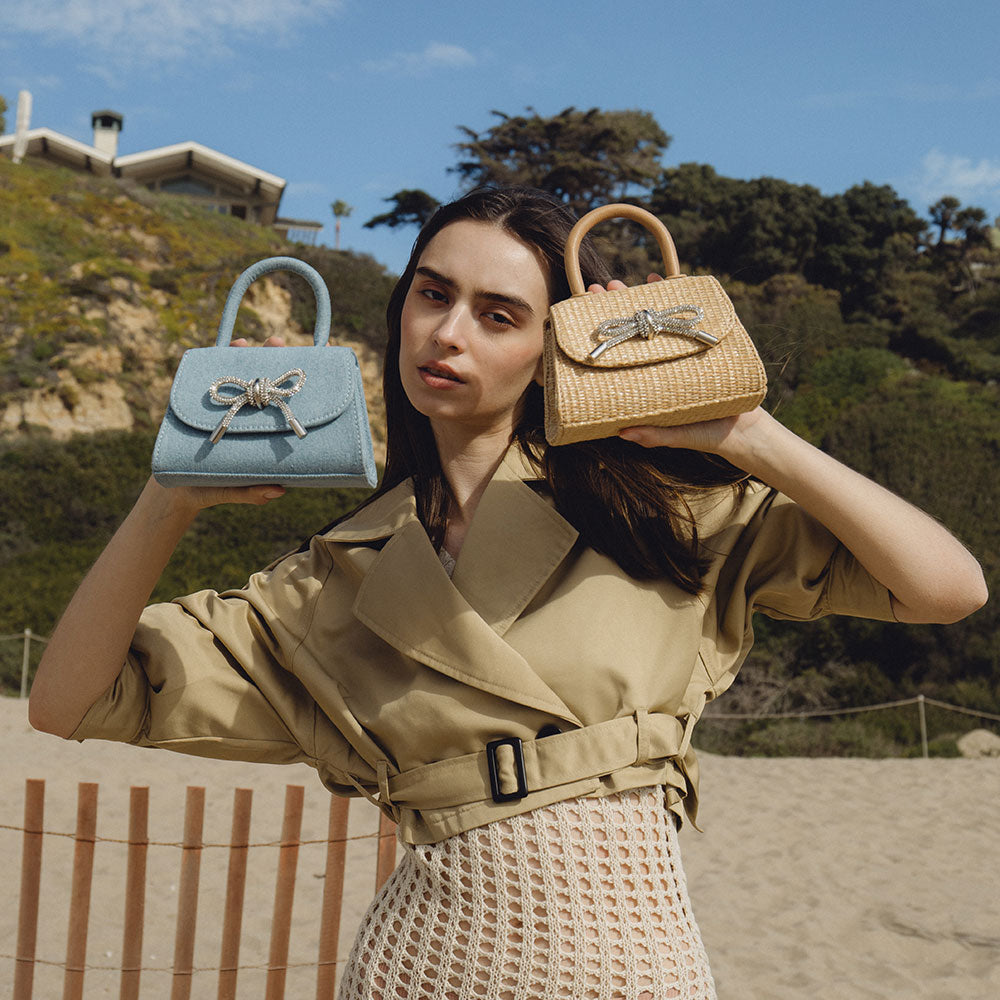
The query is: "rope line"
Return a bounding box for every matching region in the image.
[702,695,1000,723]
[704,696,918,720]
[0,824,388,847]
[2,952,349,973]
[920,697,1000,723]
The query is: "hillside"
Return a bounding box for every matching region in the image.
[0,156,394,451]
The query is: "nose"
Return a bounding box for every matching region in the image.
[433,305,470,351]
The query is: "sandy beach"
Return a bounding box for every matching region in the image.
[2,695,997,998]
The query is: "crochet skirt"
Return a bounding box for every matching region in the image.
[337,785,717,1000]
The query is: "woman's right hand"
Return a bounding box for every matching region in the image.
[156,478,286,516]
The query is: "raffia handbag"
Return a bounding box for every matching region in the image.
[152,256,377,488]
[543,204,767,445]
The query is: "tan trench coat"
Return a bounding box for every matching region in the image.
[73,447,895,845]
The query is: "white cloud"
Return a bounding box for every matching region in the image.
[363,42,476,76]
[909,148,1000,212]
[0,0,342,62]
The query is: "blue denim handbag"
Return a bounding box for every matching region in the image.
[152,256,377,488]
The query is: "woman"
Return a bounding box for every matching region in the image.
[30,187,987,999]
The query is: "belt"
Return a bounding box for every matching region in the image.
[384,710,690,811]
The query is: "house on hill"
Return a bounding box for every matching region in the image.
[0,102,323,244]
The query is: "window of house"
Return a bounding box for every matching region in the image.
[160,175,216,197]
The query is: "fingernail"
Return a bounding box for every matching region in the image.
[263,488,285,499]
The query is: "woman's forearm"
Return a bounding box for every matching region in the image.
[730,415,987,622]
[621,410,988,624]
[28,478,200,737]
[29,477,285,738]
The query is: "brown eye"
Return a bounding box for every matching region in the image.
[483,311,514,329]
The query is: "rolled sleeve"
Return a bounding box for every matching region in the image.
[71,597,314,765]
[706,484,897,635]
[743,489,897,622]
[70,544,349,774]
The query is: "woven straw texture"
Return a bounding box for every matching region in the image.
[543,274,766,446]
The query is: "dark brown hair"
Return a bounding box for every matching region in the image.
[367,186,746,593]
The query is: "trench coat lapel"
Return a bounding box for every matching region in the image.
[330,451,581,725]
[450,447,579,634]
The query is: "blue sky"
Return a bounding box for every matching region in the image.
[2,0,999,275]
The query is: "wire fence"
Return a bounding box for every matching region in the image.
[701,694,1000,758]
[0,630,48,699]
[5,780,397,1000]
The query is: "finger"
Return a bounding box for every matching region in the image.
[618,425,686,449]
[587,279,629,294]
[254,485,286,503]
[646,273,664,283]
[231,338,249,347]
[204,485,286,507]
[263,336,286,347]
[236,485,287,506]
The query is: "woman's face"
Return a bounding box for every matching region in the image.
[398,219,551,440]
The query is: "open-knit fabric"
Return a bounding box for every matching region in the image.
[337,784,716,1000]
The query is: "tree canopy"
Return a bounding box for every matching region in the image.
[451,107,670,214]
[650,166,930,313]
[364,188,441,230]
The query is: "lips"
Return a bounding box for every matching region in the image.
[419,361,465,383]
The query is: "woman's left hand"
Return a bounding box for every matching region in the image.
[618,408,767,464]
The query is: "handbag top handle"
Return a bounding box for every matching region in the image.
[564,204,681,297]
[215,256,332,348]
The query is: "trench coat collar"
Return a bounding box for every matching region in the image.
[320,447,582,725]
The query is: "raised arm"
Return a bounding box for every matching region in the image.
[619,408,988,624]
[28,477,285,739]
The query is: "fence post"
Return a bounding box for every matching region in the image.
[171,787,206,1000]
[20,628,32,699]
[14,779,46,1000]
[917,694,929,759]
[64,783,99,1000]
[121,786,150,1000]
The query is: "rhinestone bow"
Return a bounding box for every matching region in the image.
[208,369,307,443]
[588,305,718,360]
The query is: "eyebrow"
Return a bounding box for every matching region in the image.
[414,266,537,316]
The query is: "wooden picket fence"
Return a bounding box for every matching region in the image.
[10,779,397,1000]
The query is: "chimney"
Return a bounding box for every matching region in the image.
[12,90,32,164]
[91,110,123,159]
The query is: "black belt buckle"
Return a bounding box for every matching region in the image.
[486,736,528,803]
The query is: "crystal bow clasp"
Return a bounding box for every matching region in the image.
[208,369,307,443]
[588,305,718,360]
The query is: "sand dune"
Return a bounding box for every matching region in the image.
[2,696,997,998]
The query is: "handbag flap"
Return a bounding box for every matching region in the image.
[168,345,361,434]
[546,274,742,368]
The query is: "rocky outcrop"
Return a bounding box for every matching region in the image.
[0,275,387,461]
[957,728,1000,758]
